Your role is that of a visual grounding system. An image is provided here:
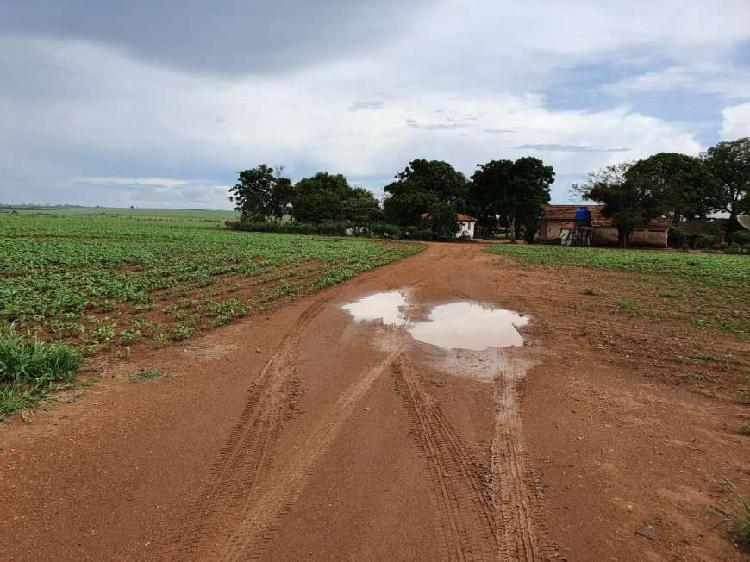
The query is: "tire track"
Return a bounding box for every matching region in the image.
[393,356,499,561]
[170,296,328,560]
[491,359,548,562]
[219,344,404,561]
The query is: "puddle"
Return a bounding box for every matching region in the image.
[341,290,409,326]
[408,302,528,351]
[342,292,528,351]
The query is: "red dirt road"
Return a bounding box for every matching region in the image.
[1,244,748,560]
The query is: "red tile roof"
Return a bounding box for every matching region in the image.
[542,205,671,229]
[421,213,478,222]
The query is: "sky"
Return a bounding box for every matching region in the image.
[1,1,749,209]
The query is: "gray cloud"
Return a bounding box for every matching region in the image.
[483,128,515,134]
[348,100,384,111]
[406,119,473,130]
[0,0,429,75]
[515,144,630,153]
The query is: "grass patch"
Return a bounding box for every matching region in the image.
[488,244,750,339]
[487,245,750,287]
[130,367,171,381]
[723,481,750,552]
[0,330,81,418]
[614,297,641,315]
[658,288,680,298]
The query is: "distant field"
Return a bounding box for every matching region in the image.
[1,213,420,354]
[490,243,750,339]
[0,206,238,222]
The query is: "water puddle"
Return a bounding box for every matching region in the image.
[408,302,528,351]
[341,290,410,326]
[341,291,529,351]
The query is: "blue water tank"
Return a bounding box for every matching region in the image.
[574,207,591,222]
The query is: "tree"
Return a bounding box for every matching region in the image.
[466,159,514,237]
[469,157,553,242]
[267,173,294,220]
[703,137,750,240]
[384,159,467,226]
[229,165,287,221]
[579,162,664,247]
[426,201,459,240]
[625,153,721,225]
[291,172,352,223]
[343,188,382,226]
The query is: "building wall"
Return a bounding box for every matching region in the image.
[542,220,667,247]
[541,219,564,241]
[592,227,667,247]
[457,221,475,239]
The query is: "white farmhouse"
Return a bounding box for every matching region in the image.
[456,214,478,239]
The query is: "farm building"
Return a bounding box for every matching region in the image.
[420,213,478,239]
[456,214,478,239]
[539,205,671,247]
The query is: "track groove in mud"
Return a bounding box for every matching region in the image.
[394,356,500,561]
[170,297,328,560]
[491,364,549,562]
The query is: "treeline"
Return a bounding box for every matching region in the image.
[577,137,750,247]
[227,157,555,241]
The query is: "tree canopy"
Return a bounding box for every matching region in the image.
[578,162,664,247]
[703,137,750,236]
[469,157,553,242]
[625,153,721,224]
[229,165,289,221]
[384,159,467,226]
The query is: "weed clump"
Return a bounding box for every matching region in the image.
[131,367,171,381]
[0,330,81,417]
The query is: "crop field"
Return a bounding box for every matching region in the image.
[0,213,420,415]
[489,243,750,400]
[489,244,750,337]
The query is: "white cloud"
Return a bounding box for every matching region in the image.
[601,63,750,99]
[2,0,750,207]
[721,102,750,140]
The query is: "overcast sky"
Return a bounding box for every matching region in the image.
[1,1,749,208]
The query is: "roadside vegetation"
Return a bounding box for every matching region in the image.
[0,329,81,417]
[490,244,750,337]
[0,212,420,416]
[489,244,750,404]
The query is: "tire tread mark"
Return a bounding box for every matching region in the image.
[394,356,499,561]
[169,296,327,560]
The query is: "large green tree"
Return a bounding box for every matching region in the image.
[384,159,467,226]
[343,188,382,226]
[291,172,352,223]
[229,165,290,221]
[426,201,460,241]
[579,162,665,247]
[469,157,553,242]
[626,153,721,225]
[703,137,750,240]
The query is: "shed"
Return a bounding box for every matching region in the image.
[420,213,478,239]
[540,204,670,247]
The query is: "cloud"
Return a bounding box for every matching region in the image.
[515,144,630,153]
[720,102,750,140]
[348,100,384,112]
[483,128,515,135]
[601,63,750,99]
[0,0,430,75]
[1,1,749,208]
[74,177,191,187]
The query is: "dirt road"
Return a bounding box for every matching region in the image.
[1,244,747,560]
